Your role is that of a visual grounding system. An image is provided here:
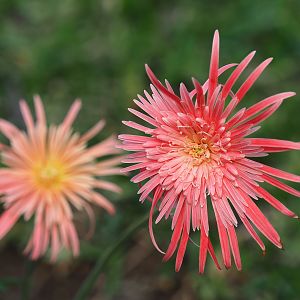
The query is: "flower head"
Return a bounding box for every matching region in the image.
[119,30,300,272]
[0,96,121,261]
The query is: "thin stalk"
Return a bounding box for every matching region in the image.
[74,213,149,300]
[20,260,37,300]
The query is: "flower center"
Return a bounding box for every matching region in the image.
[188,144,211,160]
[33,160,66,190]
[185,137,220,165]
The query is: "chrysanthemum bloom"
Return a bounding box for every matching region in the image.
[0,96,122,261]
[119,30,300,272]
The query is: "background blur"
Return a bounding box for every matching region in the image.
[1,0,300,299]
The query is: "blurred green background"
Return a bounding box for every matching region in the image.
[1,0,300,299]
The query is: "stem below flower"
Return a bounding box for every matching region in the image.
[20,260,37,300]
[73,213,149,300]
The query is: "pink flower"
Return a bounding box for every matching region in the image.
[119,30,300,272]
[0,96,122,261]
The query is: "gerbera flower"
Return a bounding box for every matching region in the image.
[0,96,122,261]
[119,30,300,272]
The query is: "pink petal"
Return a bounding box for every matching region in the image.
[33,95,46,127]
[240,215,265,251]
[175,226,189,272]
[0,210,20,239]
[79,120,105,143]
[243,92,295,120]
[163,206,184,261]
[199,227,209,274]
[227,225,242,271]
[249,138,300,150]
[262,174,300,197]
[145,64,181,104]
[149,187,165,254]
[236,58,273,102]
[214,207,231,269]
[0,119,20,140]
[261,164,300,182]
[207,30,220,101]
[255,186,297,218]
[19,100,35,133]
[61,99,81,131]
[221,51,256,101]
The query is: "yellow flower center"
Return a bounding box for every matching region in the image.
[188,144,211,159]
[185,138,218,165]
[33,159,66,190]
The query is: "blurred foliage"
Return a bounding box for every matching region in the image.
[1,0,300,299]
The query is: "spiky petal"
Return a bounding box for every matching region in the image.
[0,96,122,261]
[119,30,300,272]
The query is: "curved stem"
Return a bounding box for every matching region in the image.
[73,213,149,300]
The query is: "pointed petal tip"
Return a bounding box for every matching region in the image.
[74,98,82,106]
[211,30,220,51]
[162,256,169,262]
[279,240,284,250]
[33,94,43,104]
[19,99,26,106]
[30,254,39,261]
[248,50,256,57]
[149,83,155,90]
[99,119,106,126]
[145,64,151,73]
[192,77,202,88]
[108,207,116,216]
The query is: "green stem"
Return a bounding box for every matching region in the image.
[73,213,149,300]
[20,260,37,300]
